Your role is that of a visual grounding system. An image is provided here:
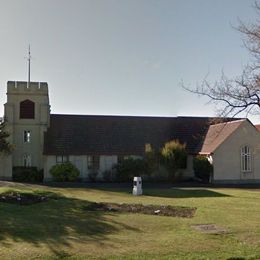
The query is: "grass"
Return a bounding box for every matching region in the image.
[0,183,259,259]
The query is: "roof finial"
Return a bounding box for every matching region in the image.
[27,44,31,88]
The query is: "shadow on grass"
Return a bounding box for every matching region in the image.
[143,188,231,198]
[75,184,231,198]
[76,186,231,199]
[14,182,231,199]
[0,191,137,257]
[54,183,231,199]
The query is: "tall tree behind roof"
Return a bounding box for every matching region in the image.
[184,1,260,118]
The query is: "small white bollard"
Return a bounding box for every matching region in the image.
[133,176,142,196]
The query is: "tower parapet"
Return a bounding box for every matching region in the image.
[7,81,48,94]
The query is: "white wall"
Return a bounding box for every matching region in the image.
[99,156,117,174]
[44,154,195,181]
[213,121,260,183]
[0,154,12,180]
[43,155,56,180]
[183,155,194,178]
[44,155,118,181]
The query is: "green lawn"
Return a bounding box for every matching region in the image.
[0,183,260,259]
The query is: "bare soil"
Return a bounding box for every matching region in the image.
[0,191,49,205]
[192,224,229,234]
[84,202,196,218]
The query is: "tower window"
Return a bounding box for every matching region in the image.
[24,130,31,143]
[20,99,35,119]
[23,154,32,167]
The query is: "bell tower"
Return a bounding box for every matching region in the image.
[4,81,50,169]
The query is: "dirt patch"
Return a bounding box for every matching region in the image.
[0,191,50,205]
[84,202,196,218]
[0,181,20,187]
[192,224,229,234]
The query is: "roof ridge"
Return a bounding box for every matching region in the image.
[200,119,246,154]
[210,118,245,127]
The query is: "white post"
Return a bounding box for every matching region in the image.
[133,176,142,196]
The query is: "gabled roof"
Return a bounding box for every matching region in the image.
[43,114,241,156]
[255,124,260,131]
[43,115,228,156]
[199,119,246,155]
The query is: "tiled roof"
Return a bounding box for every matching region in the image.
[43,114,239,155]
[255,124,260,131]
[199,119,246,155]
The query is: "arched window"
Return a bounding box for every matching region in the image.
[241,146,252,172]
[20,99,35,119]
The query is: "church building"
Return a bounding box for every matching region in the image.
[1,80,260,183]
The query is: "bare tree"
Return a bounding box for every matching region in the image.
[184,1,260,117]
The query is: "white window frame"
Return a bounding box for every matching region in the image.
[241,145,252,173]
[56,155,69,164]
[23,154,32,167]
[23,130,31,143]
[87,156,94,170]
[87,155,99,170]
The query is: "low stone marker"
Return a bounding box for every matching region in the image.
[133,176,142,196]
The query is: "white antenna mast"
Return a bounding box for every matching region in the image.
[27,45,31,88]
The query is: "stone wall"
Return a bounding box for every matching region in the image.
[4,81,50,169]
[0,154,12,180]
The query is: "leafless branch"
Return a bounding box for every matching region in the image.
[183,1,260,118]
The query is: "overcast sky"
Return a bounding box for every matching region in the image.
[0,0,259,122]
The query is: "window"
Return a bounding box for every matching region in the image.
[23,154,31,167]
[20,99,35,119]
[24,130,31,143]
[145,143,152,153]
[117,155,124,164]
[241,146,252,172]
[56,155,69,163]
[87,155,99,170]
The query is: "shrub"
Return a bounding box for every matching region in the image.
[115,158,147,182]
[144,149,160,175]
[161,140,187,180]
[88,171,98,182]
[0,119,12,154]
[13,167,44,182]
[102,168,117,182]
[193,155,213,183]
[50,162,80,182]
[150,166,169,182]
